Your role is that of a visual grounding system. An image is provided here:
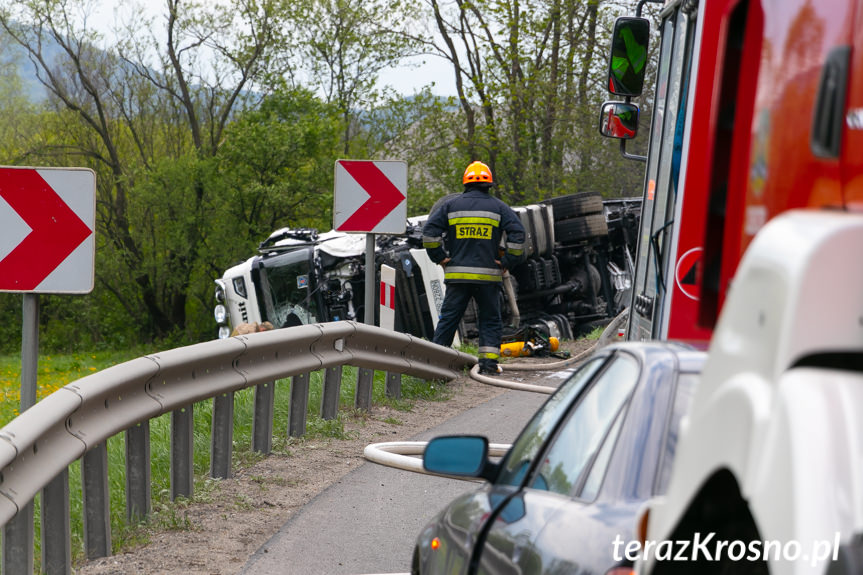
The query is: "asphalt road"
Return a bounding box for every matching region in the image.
[238,368,575,575]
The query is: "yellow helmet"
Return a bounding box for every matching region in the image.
[463,161,493,185]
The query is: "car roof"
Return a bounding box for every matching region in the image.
[600,340,707,374]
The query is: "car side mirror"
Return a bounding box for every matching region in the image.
[423,436,489,478]
[607,17,650,97]
[599,102,640,140]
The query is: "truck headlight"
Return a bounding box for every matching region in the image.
[218,325,231,339]
[214,304,227,324]
[214,279,227,303]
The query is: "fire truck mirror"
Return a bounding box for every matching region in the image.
[599,102,640,140]
[607,16,650,97]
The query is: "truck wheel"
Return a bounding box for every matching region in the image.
[555,213,608,244]
[540,192,603,220]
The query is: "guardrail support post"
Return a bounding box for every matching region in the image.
[3,501,34,574]
[42,468,71,575]
[211,392,235,479]
[82,442,111,559]
[386,372,401,399]
[288,372,309,437]
[252,381,275,454]
[355,368,374,411]
[3,293,38,574]
[321,366,342,420]
[171,406,194,500]
[126,421,151,521]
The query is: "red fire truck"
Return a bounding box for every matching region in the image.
[599,1,863,572]
[602,0,863,345]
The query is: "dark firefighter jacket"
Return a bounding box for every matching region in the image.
[422,187,526,283]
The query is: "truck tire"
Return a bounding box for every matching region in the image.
[540,192,603,220]
[555,213,608,244]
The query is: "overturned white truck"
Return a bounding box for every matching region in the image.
[213,193,640,344]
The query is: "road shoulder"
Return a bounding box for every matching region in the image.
[76,374,505,575]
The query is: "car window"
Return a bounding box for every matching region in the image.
[654,372,697,495]
[496,357,606,487]
[528,354,639,496]
[579,407,625,501]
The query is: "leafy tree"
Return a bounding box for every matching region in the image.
[415,0,652,203]
[0,46,39,163]
[216,87,343,243]
[286,0,424,154]
[0,0,660,352]
[353,89,470,215]
[0,0,287,342]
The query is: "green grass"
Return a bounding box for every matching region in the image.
[583,325,606,340]
[0,351,450,567]
[0,349,152,423]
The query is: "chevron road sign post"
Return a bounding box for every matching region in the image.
[0,165,95,407]
[0,166,96,570]
[334,160,408,408]
[0,165,96,407]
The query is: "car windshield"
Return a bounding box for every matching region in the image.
[496,357,606,487]
[258,248,319,327]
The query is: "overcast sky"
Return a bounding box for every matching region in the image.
[85,0,457,97]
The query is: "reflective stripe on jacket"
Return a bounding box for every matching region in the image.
[422,187,525,284]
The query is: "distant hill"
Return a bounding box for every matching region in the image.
[1,26,68,103]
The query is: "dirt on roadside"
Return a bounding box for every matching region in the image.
[74,339,597,575]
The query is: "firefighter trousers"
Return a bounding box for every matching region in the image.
[432,282,502,368]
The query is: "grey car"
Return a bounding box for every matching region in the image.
[412,341,704,575]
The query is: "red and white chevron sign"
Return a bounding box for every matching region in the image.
[334,160,407,234]
[0,167,96,293]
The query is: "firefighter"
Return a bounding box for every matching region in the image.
[422,161,526,375]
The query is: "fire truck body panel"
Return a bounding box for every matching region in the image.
[748,0,856,241]
[629,0,863,344]
[612,0,863,571]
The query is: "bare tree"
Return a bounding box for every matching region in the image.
[418,0,645,202]
[288,0,423,154]
[0,0,285,338]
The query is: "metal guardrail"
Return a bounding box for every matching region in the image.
[0,321,475,573]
